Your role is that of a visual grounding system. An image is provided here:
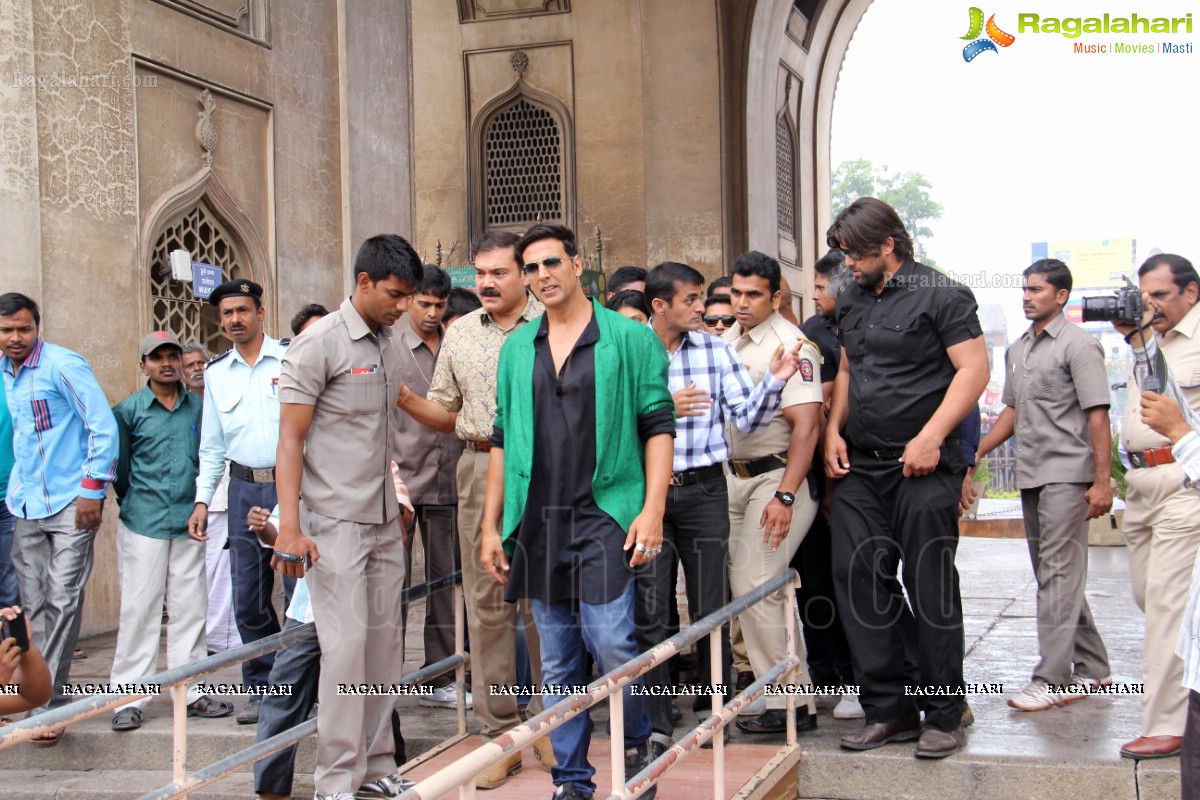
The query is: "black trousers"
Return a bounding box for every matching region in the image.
[635,475,732,737]
[227,476,282,688]
[830,448,966,732]
[792,511,855,684]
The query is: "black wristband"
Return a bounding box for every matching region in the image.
[1125,324,1151,344]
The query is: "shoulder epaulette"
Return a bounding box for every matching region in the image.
[207,349,233,366]
[797,337,824,362]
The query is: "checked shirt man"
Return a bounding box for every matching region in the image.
[637,261,803,750]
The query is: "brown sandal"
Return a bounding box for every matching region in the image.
[30,728,64,747]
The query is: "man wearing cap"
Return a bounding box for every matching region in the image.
[1,292,119,744]
[109,332,232,731]
[187,279,288,723]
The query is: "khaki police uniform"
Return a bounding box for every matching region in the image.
[1122,301,1200,737]
[278,297,406,795]
[724,311,823,711]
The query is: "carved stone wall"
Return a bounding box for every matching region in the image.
[412,0,724,278]
[0,0,406,636]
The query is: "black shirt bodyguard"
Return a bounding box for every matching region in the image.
[834,259,982,453]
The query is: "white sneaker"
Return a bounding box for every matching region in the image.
[1071,674,1114,692]
[738,694,766,717]
[356,772,416,799]
[314,793,356,800]
[833,693,865,719]
[419,684,473,709]
[1007,681,1084,711]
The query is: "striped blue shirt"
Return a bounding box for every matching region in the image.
[663,328,785,472]
[2,339,119,519]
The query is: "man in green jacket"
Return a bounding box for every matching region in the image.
[481,224,674,800]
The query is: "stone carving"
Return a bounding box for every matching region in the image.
[196,89,217,167]
[510,50,529,79]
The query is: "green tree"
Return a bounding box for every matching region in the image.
[831,159,944,262]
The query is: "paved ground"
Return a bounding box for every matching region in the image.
[0,536,1183,799]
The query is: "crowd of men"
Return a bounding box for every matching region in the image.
[3,195,1200,800]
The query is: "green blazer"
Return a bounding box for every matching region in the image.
[494,297,674,553]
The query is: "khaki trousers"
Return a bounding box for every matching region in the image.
[456,449,542,735]
[307,510,407,794]
[1123,462,1200,737]
[727,469,817,712]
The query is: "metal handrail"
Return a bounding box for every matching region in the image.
[397,568,803,800]
[0,570,463,750]
[138,651,468,800]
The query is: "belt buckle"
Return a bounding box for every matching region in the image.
[730,462,750,479]
[1129,451,1145,469]
[252,468,274,483]
[670,472,684,486]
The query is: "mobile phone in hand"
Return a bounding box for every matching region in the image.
[1,609,30,653]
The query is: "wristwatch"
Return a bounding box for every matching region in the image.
[774,490,796,507]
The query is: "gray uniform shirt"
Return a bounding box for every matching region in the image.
[278,297,402,524]
[1001,313,1110,489]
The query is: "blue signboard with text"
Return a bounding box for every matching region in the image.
[191,262,222,299]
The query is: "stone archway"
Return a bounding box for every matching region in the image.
[738,0,872,318]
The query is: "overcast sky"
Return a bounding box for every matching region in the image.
[831,0,1199,340]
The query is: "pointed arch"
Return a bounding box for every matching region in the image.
[138,167,274,346]
[468,78,576,246]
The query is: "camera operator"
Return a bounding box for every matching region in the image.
[1110,253,1200,761]
[1,605,53,717]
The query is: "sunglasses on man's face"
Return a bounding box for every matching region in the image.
[521,256,566,275]
[703,315,736,327]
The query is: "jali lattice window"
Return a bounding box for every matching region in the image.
[775,114,796,239]
[484,98,564,228]
[150,202,245,355]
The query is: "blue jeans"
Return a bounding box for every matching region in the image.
[0,502,18,607]
[531,581,651,796]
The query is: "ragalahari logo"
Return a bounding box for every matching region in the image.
[961,7,1016,61]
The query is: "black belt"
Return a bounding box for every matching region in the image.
[728,452,788,480]
[670,463,725,486]
[229,461,276,483]
[855,436,961,461]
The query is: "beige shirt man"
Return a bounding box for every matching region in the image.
[427,295,544,443]
[1121,299,1200,743]
[1124,301,1200,453]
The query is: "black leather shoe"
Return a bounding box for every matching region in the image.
[735,709,817,734]
[914,725,965,759]
[839,710,922,751]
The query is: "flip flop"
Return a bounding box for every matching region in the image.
[30,728,64,747]
[111,707,143,731]
[187,695,234,718]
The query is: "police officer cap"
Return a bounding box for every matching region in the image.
[209,279,264,307]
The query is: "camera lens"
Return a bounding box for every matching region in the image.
[1081,296,1119,323]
